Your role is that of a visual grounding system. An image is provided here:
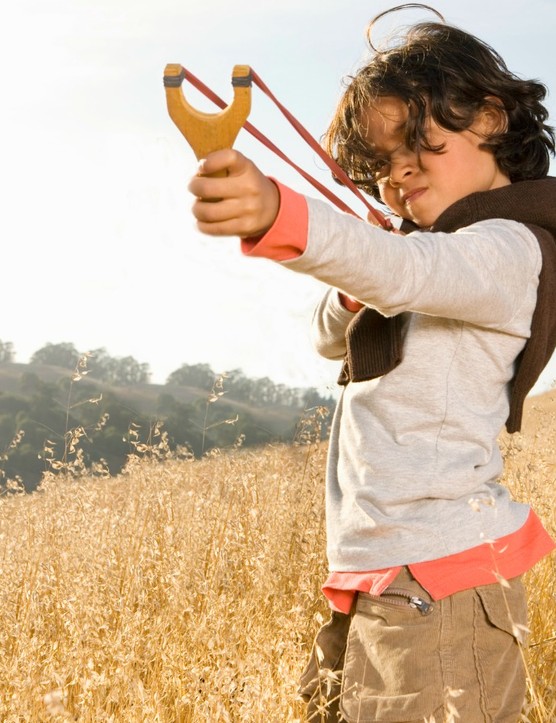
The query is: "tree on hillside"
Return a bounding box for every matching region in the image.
[302,387,335,409]
[166,363,216,390]
[221,368,251,400]
[86,348,113,381]
[30,342,80,369]
[80,348,150,386]
[0,340,15,363]
[104,356,151,386]
[29,345,150,386]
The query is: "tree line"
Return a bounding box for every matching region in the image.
[0,341,335,491]
[22,341,328,409]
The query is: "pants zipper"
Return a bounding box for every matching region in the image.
[363,587,434,615]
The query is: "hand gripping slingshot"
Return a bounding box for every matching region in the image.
[162,63,392,229]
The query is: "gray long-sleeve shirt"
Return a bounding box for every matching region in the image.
[283,199,541,570]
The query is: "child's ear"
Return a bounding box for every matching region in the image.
[475,97,508,137]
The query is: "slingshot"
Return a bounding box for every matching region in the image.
[163,63,252,168]
[162,63,392,229]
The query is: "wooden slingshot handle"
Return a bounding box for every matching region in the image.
[163,63,252,171]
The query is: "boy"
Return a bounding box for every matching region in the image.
[188,16,556,723]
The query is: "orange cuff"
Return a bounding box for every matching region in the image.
[338,293,364,312]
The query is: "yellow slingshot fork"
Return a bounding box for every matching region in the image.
[163,63,252,175]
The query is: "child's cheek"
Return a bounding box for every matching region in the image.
[379,183,407,220]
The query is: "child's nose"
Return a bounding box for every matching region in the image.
[388,152,416,186]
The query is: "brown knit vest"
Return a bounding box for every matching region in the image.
[337,178,556,433]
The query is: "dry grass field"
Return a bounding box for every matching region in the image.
[0,395,554,722]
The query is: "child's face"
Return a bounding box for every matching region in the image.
[362,97,511,227]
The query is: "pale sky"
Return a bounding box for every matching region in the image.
[1,0,556,396]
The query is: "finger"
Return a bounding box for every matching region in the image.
[189,151,255,200]
[188,174,235,201]
[198,149,246,178]
[192,197,263,237]
[195,217,239,236]
[194,210,262,238]
[191,196,238,224]
[190,187,235,232]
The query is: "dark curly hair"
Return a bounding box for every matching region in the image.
[324,21,555,200]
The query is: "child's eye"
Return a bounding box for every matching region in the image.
[371,159,390,180]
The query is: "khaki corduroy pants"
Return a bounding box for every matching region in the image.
[299,567,528,722]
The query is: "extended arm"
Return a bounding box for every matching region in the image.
[188,151,541,332]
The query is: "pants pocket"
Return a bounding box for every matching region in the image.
[474,577,528,719]
[299,611,351,721]
[340,587,444,722]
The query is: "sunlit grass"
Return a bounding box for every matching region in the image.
[0,397,553,721]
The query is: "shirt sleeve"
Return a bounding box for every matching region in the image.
[240,180,365,313]
[281,197,542,332]
[311,288,359,360]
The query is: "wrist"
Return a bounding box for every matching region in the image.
[241,180,308,260]
[260,178,280,234]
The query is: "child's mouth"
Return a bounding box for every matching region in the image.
[402,188,427,206]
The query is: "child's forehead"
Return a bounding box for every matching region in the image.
[361,96,408,151]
